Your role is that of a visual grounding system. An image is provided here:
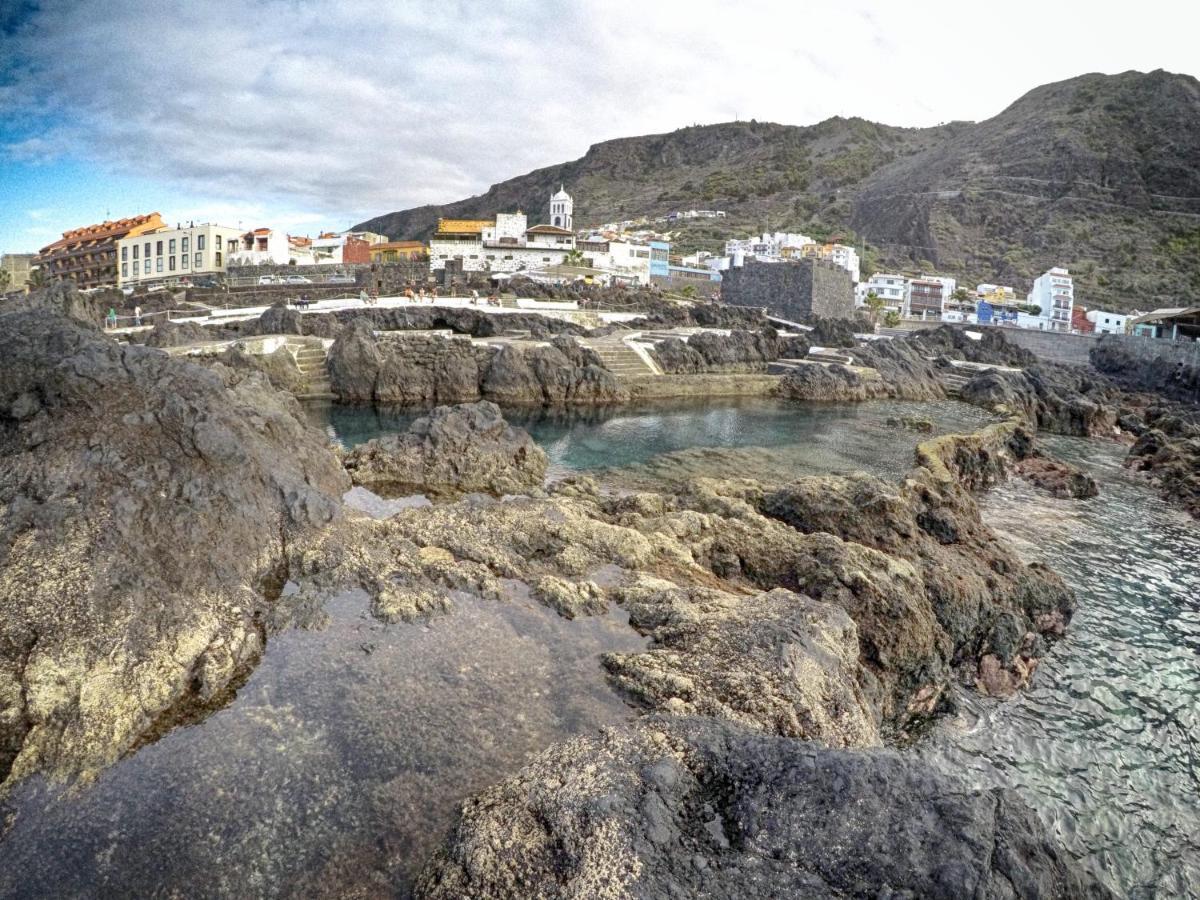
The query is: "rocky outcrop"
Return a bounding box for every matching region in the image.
[415,716,1113,900]
[907,324,1038,368]
[604,582,879,747]
[1091,335,1200,405]
[240,304,590,341]
[214,345,308,394]
[763,421,1075,702]
[775,361,882,401]
[1016,455,1100,499]
[139,319,213,348]
[650,329,788,374]
[960,365,1119,436]
[1124,412,1200,519]
[776,339,945,403]
[342,401,547,498]
[328,319,625,406]
[0,310,349,789]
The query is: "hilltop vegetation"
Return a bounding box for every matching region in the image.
[357,70,1200,312]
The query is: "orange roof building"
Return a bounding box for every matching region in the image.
[38,212,164,289]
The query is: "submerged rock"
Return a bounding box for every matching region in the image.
[1016,455,1100,499]
[415,716,1113,899]
[0,310,349,788]
[342,401,548,498]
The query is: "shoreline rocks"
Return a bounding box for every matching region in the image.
[0,310,349,789]
[342,401,547,499]
[415,716,1113,900]
[327,319,626,406]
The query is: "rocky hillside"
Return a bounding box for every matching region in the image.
[356,70,1200,312]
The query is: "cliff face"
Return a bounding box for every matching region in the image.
[356,70,1200,312]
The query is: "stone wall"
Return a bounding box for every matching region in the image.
[721,259,854,322]
[977,326,1101,366]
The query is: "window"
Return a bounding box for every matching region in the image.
[181,254,189,269]
[121,263,128,277]
[193,252,201,268]
[156,258,163,272]
[121,246,127,261]
[169,239,176,254]
[156,241,163,256]
[169,256,175,271]
[144,242,150,258]
[143,259,150,274]
[182,237,189,253]
[215,251,222,267]
[197,235,205,251]
[133,245,139,260]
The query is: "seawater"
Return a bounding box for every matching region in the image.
[926,434,1200,898]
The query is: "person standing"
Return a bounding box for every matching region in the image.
[106,307,117,329]
[134,305,142,327]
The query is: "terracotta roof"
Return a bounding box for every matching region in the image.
[40,212,162,253]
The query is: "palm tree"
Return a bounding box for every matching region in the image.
[564,249,584,267]
[864,291,885,325]
[28,267,47,289]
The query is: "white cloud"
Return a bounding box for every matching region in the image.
[2,0,1198,226]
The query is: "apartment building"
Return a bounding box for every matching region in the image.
[859,273,907,309]
[116,222,240,286]
[39,213,164,289]
[1027,267,1074,332]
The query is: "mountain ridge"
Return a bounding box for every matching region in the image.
[356,70,1200,311]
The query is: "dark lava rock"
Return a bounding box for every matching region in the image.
[906,324,1038,368]
[214,345,308,395]
[1091,335,1200,406]
[328,319,626,406]
[416,716,1113,899]
[1017,455,1100,499]
[960,365,1120,436]
[138,319,213,348]
[0,310,349,788]
[1125,426,1200,519]
[762,421,1075,701]
[342,401,547,498]
[775,362,879,401]
[777,338,944,403]
[650,328,783,374]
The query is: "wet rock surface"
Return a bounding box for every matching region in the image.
[342,401,548,499]
[0,310,349,789]
[960,365,1119,436]
[416,716,1113,900]
[1017,455,1100,499]
[1123,411,1200,519]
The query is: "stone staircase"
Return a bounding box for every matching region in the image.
[292,342,334,400]
[938,370,971,398]
[588,340,659,378]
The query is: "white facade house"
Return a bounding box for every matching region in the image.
[1086,309,1129,335]
[226,228,291,266]
[904,274,956,318]
[1027,267,1074,332]
[116,222,240,285]
[579,238,652,285]
[861,273,907,309]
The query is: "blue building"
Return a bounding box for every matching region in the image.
[649,240,670,280]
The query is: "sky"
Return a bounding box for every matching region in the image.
[2,0,1198,253]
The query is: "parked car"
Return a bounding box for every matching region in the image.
[326,274,355,284]
[258,275,284,285]
[285,274,313,284]
[145,283,167,293]
[192,277,218,288]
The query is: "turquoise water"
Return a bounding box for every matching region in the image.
[308,397,998,483]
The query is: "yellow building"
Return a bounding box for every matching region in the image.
[436,219,492,234]
[368,241,427,263]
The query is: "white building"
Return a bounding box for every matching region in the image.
[1027,266,1074,332]
[904,274,956,318]
[578,237,652,285]
[1086,309,1129,335]
[428,188,578,275]
[116,222,240,285]
[860,273,907,309]
[226,228,291,266]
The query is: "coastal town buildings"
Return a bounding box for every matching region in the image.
[578,238,652,285]
[116,222,240,286]
[39,212,164,289]
[226,228,291,266]
[428,189,579,275]
[1028,266,1074,332]
[311,232,371,265]
[859,273,907,309]
[904,274,956,318]
[1,253,36,290]
[549,186,573,230]
[1086,308,1129,335]
[369,241,427,264]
